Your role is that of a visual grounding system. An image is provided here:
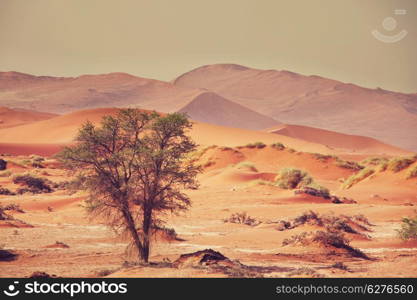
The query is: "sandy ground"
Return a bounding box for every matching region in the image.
[1,148,416,278]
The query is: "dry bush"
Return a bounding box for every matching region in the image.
[224,212,261,226]
[341,167,375,189]
[275,168,313,189]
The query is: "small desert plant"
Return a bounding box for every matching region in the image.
[361,157,388,166]
[300,183,330,199]
[396,212,417,241]
[387,157,415,172]
[310,153,333,162]
[245,142,266,149]
[406,165,417,179]
[335,158,363,171]
[246,179,275,187]
[3,203,24,213]
[12,173,52,193]
[293,210,323,227]
[224,212,261,226]
[271,142,285,150]
[331,262,349,271]
[352,214,372,226]
[0,187,15,195]
[275,168,313,189]
[287,148,296,153]
[341,167,375,189]
[234,161,258,172]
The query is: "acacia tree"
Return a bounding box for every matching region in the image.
[58,109,200,262]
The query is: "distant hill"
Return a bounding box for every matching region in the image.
[173,64,417,151]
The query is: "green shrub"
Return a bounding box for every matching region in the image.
[396,213,417,241]
[271,142,285,150]
[341,167,375,189]
[387,157,415,172]
[245,142,266,149]
[275,168,313,189]
[406,165,417,179]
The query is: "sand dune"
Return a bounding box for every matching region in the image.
[0,106,57,129]
[0,108,330,155]
[0,71,278,131]
[267,124,410,156]
[173,64,417,151]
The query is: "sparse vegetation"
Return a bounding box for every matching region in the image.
[297,183,330,199]
[275,168,313,189]
[406,165,417,179]
[271,142,285,150]
[0,187,15,195]
[341,167,375,189]
[396,212,417,241]
[361,157,388,166]
[246,179,275,187]
[387,157,415,172]
[245,142,266,149]
[234,161,258,172]
[224,212,261,226]
[334,158,363,171]
[12,173,52,193]
[310,153,333,162]
[282,229,369,259]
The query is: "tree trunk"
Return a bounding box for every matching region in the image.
[121,207,145,262]
[142,206,152,263]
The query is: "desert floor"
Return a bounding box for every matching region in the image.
[1,145,416,278]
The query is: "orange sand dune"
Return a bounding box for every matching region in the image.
[0,108,335,155]
[0,106,57,129]
[173,63,417,151]
[267,124,411,156]
[336,162,417,204]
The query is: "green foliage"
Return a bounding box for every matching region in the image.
[341,167,375,189]
[57,109,200,262]
[396,212,417,241]
[275,168,313,189]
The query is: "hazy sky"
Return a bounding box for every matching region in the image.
[0,0,416,93]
